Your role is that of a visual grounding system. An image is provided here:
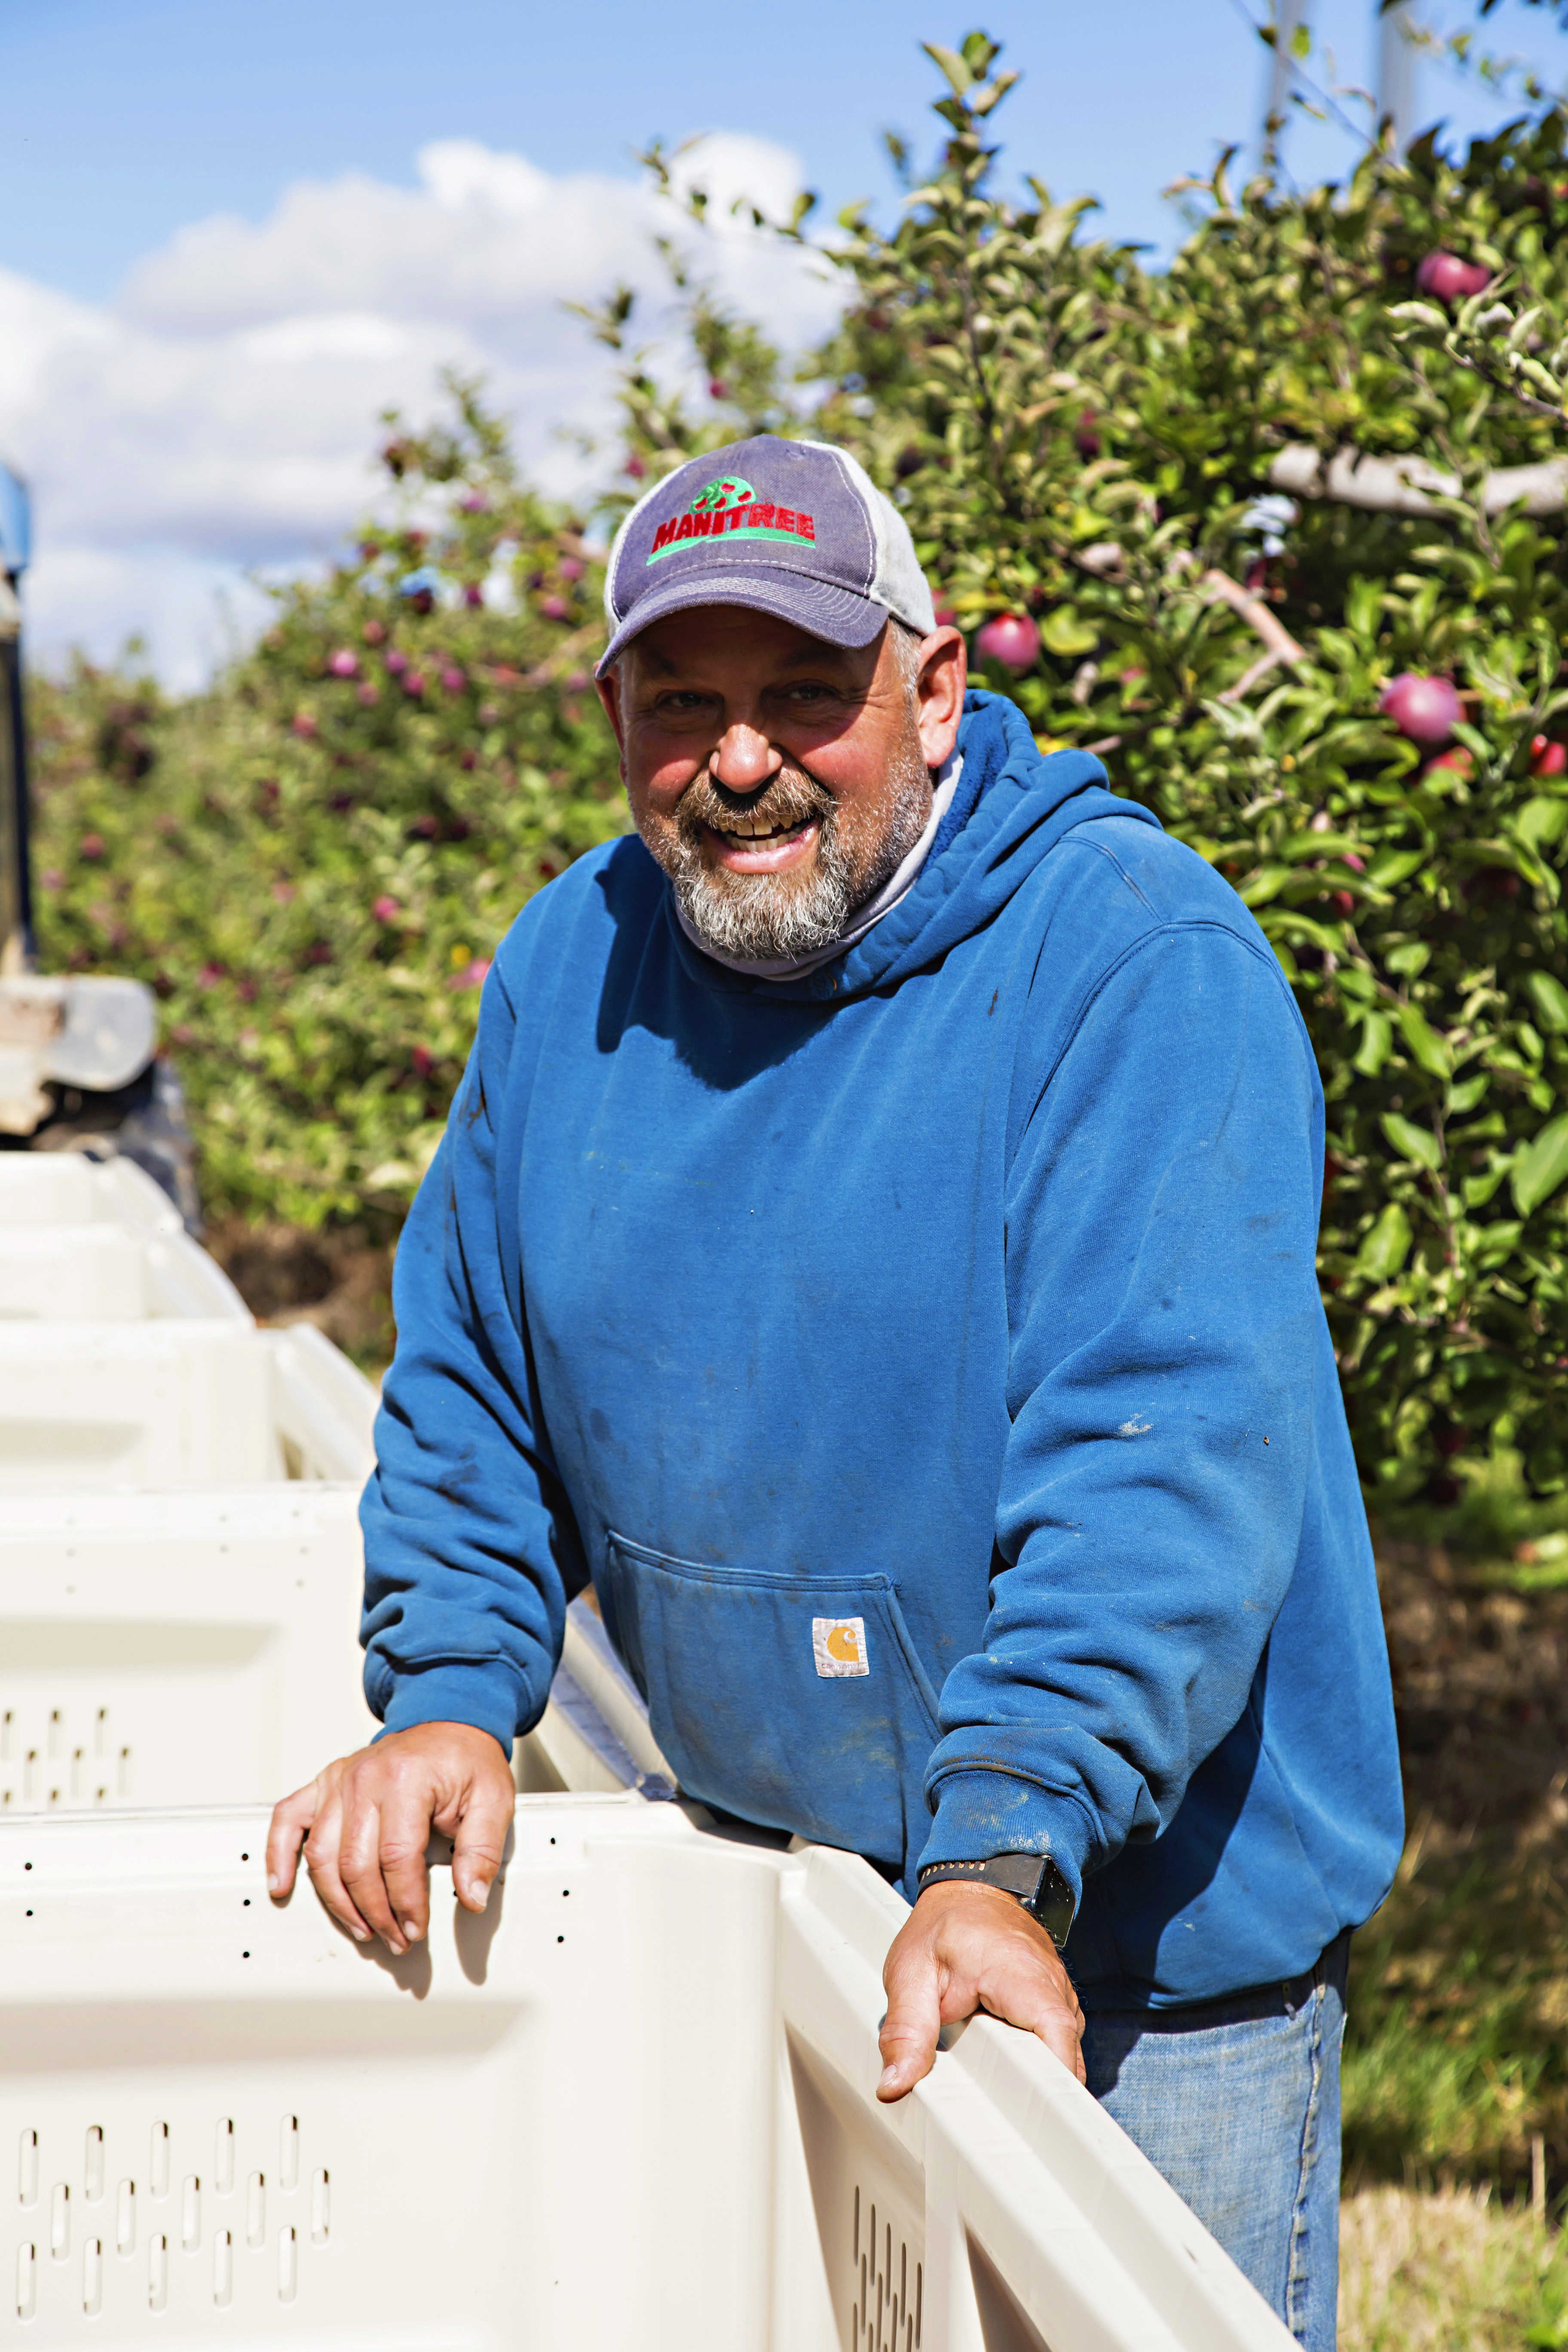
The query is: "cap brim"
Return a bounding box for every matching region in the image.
[596,564,890,677]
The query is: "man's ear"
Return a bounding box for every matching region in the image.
[594,663,627,762]
[914,628,967,769]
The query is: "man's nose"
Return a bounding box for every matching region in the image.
[711,721,781,795]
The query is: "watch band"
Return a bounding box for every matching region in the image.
[915,1853,1076,1950]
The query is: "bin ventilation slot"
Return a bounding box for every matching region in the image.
[0,1704,120,1809]
[5,2115,329,2320]
[852,2183,921,2352]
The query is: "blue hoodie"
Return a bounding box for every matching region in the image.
[362,690,1403,2010]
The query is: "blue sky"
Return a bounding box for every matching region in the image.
[8,0,1563,285]
[2,0,1565,677]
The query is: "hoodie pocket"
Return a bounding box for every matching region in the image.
[600,1532,942,1879]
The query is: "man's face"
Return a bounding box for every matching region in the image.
[596,607,966,961]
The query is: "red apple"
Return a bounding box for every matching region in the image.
[625,453,647,480]
[80,833,104,863]
[1531,734,1567,776]
[372,895,401,924]
[362,619,387,646]
[384,649,408,677]
[976,613,1041,672]
[1425,747,1473,780]
[411,1045,435,1078]
[464,583,484,609]
[1415,251,1491,305]
[440,666,466,693]
[403,671,427,698]
[357,683,380,707]
[290,711,318,740]
[538,595,569,622]
[326,649,358,679]
[1380,672,1461,748]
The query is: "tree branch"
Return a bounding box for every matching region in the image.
[1269,441,1568,519]
[1200,567,1306,699]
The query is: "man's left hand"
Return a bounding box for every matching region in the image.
[877,1880,1086,2101]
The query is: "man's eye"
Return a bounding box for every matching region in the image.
[777,682,834,705]
[654,692,715,716]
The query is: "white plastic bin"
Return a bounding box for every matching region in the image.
[0,1486,375,1813]
[0,1157,249,1322]
[0,1323,376,1489]
[0,1156,181,1236]
[0,1800,1289,2351]
[0,1226,248,1323]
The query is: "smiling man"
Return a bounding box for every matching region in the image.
[270,435,1401,2350]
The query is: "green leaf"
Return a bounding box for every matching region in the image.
[1354,1011,1394,1077]
[1381,1113,1442,1172]
[1517,795,1568,849]
[1397,1003,1452,1079]
[1512,1113,1568,1217]
[1040,606,1099,656]
[1526,971,1568,1033]
[1366,848,1427,890]
[921,41,973,95]
[1355,1202,1412,1282]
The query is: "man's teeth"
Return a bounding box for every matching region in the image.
[719,814,807,841]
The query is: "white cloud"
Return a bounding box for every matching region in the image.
[0,135,841,687]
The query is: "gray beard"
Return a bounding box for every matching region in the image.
[662,741,933,964]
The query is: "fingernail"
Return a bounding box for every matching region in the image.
[470,1880,490,1912]
[266,1874,279,1894]
[350,1925,370,1942]
[401,1919,423,1943]
[879,2067,898,2095]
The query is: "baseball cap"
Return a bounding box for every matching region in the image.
[596,435,936,677]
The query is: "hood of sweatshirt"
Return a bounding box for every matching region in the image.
[662,688,1161,1004]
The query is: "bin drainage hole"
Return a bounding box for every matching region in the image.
[851,2185,922,2352]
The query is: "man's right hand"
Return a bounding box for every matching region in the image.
[266,1722,516,1957]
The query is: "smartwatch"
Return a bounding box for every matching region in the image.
[915,1853,1075,1951]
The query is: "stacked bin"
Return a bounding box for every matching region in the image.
[0,1157,381,1810]
[0,1155,1293,2351]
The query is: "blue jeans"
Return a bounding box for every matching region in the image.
[1081,1934,1348,2351]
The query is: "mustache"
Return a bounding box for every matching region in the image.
[675,764,837,844]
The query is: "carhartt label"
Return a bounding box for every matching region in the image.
[812,1617,869,1678]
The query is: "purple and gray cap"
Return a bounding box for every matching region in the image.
[596,434,936,678]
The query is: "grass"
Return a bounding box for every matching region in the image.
[1341,2184,1568,2349]
[1343,1809,1568,2193]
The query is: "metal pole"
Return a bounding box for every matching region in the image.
[1263,0,1306,173]
[1378,0,1418,156]
[0,465,34,974]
